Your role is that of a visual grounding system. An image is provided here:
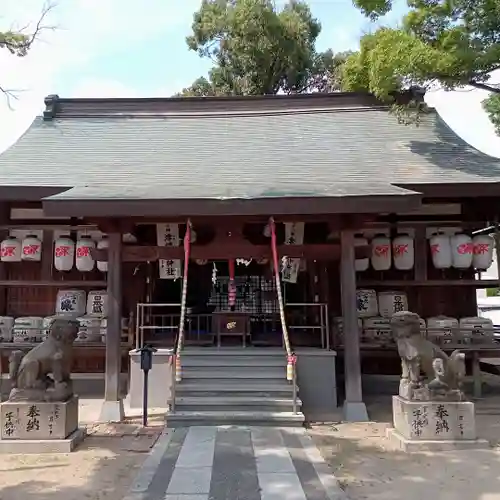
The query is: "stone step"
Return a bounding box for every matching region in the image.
[166,410,305,427]
[182,348,285,357]
[180,357,285,367]
[174,396,301,412]
[175,382,294,395]
[181,369,286,379]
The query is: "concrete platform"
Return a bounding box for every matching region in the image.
[387,428,490,452]
[0,428,86,454]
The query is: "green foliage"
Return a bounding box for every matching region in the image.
[179,0,348,97]
[346,0,500,130]
[484,94,500,135]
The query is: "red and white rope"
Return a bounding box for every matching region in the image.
[269,217,292,358]
[176,221,191,357]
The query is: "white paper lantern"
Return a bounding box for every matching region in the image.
[356,289,379,318]
[450,233,473,269]
[472,234,494,271]
[1,236,21,262]
[86,290,108,317]
[392,233,414,270]
[54,235,75,271]
[55,289,86,316]
[354,234,369,272]
[429,233,452,269]
[21,234,42,262]
[371,234,391,271]
[378,291,408,318]
[97,237,109,273]
[76,236,96,272]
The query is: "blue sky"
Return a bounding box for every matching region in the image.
[0,0,499,157]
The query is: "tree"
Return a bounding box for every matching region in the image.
[178,0,348,97]
[344,0,500,127]
[0,2,56,105]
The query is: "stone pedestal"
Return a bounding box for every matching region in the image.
[0,396,85,453]
[388,396,489,452]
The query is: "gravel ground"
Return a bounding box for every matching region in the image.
[310,396,500,500]
[0,401,165,500]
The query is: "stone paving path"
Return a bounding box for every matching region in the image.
[123,426,348,500]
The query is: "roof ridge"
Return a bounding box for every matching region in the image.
[43,106,399,120]
[42,92,393,121]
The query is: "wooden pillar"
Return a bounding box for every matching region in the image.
[340,229,368,421]
[99,231,124,422]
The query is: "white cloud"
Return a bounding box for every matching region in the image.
[1,0,500,163]
[425,71,500,159]
[68,78,142,98]
[0,0,199,152]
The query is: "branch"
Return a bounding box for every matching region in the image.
[1,1,57,57]
[468,81,500,94]
[0,86,21,110]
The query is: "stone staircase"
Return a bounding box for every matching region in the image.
[167,348,305,427]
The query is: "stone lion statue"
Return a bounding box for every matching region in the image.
[391,311,466,401]
[8,317,79,402]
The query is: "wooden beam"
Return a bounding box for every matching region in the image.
[0,280,107,287]
[0,203,9,315]
[104,232,122,403]
[92,243,371,262]
[414,226,427,282]
[340,229,367,421]
[41,230,54,280]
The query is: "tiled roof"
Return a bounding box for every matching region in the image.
[0,93,499,201]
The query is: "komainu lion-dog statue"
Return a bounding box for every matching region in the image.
[390,311,466,401]
[8,317,79,402]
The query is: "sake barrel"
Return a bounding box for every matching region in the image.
[354,234,369,272]
[76,236,96,272]
[100,317,128,330]
[54,235,75,271]
[450,233,473,269]
[100,317,128,343]
[460,317,494,344]
[427,316,458,345]
[42,316,58,341]
[332,316,363,345]
[55,289,86,316]
[13,316,43,343]
[472,234,494,271]
[86,290,108,317]
[96,237,109,272]
[429,233,452,269]
[378,291,408,318]
[392,233,414,270]
[21,234,42,262]
[76,316,102,342]
[363,317,391,343]
[356,289,378,318]
[371,234,391,271]
[0,316,14,342]
[1,236,21,262]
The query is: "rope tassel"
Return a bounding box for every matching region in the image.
[287,354,297,381]
[175,355,182,383]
